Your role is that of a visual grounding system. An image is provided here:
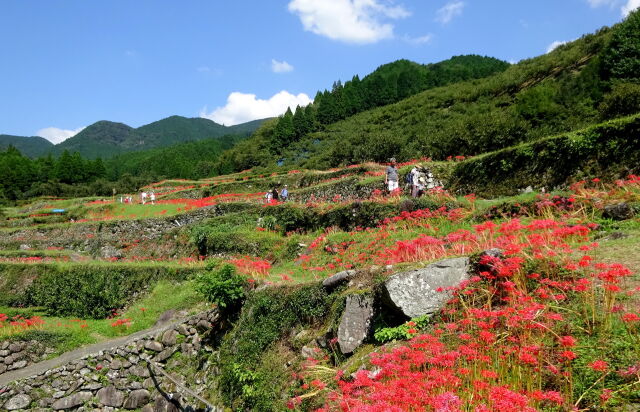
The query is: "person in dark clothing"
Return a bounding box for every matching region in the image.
[272,188,279,201]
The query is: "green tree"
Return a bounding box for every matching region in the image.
[602,9,640,81]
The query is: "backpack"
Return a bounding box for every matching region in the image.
[405,171,413,183]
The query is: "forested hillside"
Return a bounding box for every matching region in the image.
[0,135,53,158]
[0,133,251,201]
[216,11,640,171]
[51,116,267,159]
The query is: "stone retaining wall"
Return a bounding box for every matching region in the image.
[0,206,222,257]
[0,310,222,411]
[0,341,53,376]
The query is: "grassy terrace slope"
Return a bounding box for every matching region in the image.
[1,151,639,409]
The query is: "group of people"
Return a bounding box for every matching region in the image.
[264,185,289,203]
[385,158,438,198]
[119,191,156,204]
[140,191,156,205]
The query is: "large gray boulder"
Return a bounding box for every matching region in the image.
[381,257,470,318]
[603,202,634,221]
[337,294,375,355]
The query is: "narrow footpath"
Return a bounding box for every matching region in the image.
[0,316,186,388]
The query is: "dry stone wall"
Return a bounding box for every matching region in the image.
[0,340,53,376]
[0,206,222,256]
[0,310,222,411]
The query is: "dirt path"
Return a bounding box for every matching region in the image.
[0,317,185,387]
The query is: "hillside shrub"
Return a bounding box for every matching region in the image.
[22,264,192,318]
[217,283,336,410]
[599,82,640,118]
[260,204,317,233]
[190,224,281,256]
[448,114,640,196]
[195,264,247,313]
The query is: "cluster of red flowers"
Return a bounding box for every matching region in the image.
[0,313,45,332]
[230,256,272,278]
[288,210,639,410]
[110,318,132,328]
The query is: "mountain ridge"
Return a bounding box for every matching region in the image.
[0,116,269,159]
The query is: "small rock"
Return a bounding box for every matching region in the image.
[51,391,92,410]
[128,365,150,378]
[300,345,317,359]
[322,270,357,290]
[196,320,212,330]
[154,347,176,363]
[152,394,180,412]
[8,343,23,353]
[97,386,125,408]
[9,360,27,370]
[109,359,123,369]
[176,324,189,336]
[161,330,178,346]
[123,389,151,409]
[3,394,31,410]
[144,341,163,352]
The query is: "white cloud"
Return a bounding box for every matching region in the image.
[36,126,86,144]
[271,59,294,73]
[402,34,433,45]
[546,39,573,53]
[200,91,313,126]
[287,0,410,44]
[436,1,465,24]
[622,0,640,15]
[586,0,616,6]
[196,66,211,73]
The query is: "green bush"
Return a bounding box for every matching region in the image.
[20,264,193,318]
[599,82,640,119]
[217,283,335,411]
[195,264,247,312]
[448,114,640,196]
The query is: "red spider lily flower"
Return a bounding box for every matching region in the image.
[589,360,609,372]
[558,336,577,347]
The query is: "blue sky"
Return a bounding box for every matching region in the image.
[0,0,637,143]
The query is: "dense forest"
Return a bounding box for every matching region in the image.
[0,134,245,201]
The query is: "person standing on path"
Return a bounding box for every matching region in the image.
[280,185,289,202]
[150,192,156,205]
[141,191,147,205]
[385,158,399,193]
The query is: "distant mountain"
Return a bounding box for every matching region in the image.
[0,116,269,159]
[51,116,269,159]
[0,135,54,158]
